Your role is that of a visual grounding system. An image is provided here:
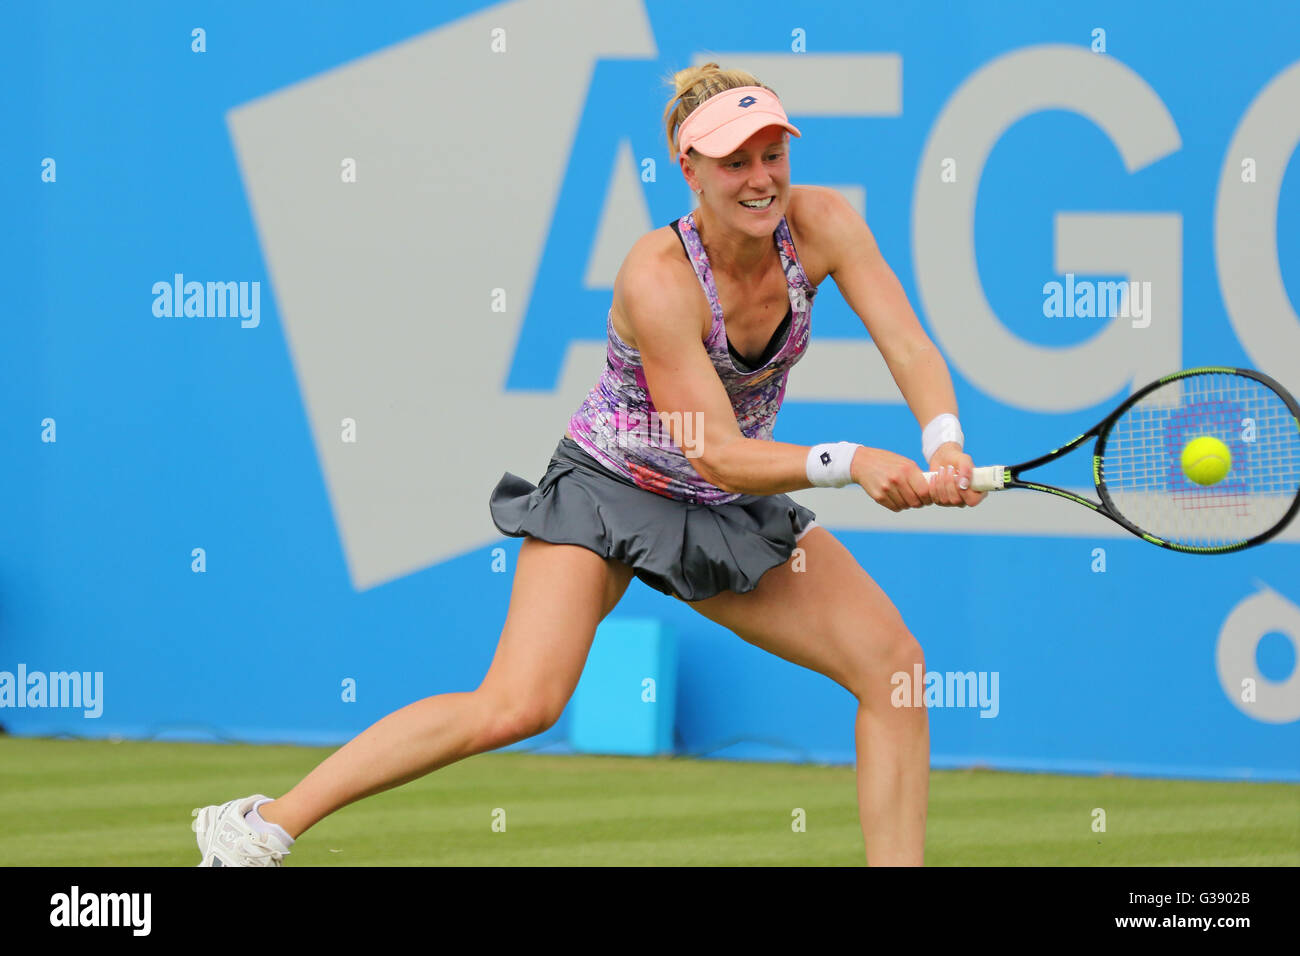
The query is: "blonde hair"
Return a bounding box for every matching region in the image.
[662,62,775,159]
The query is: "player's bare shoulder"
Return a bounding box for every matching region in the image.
[611,227,709,350]
[785,185,864,286]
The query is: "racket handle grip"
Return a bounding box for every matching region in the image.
[923,464,1005,492]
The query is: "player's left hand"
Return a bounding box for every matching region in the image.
[927,443,988,507]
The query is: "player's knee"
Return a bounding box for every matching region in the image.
[479,695,566,749]
[854,625,925,709]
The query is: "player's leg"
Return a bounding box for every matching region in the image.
[684,526,928,865]
[258,537,635,838]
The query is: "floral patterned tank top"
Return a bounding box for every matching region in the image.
[566,211,815,504]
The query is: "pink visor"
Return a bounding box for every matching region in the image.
[676,85,801,159]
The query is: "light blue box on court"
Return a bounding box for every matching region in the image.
[570,618,677,756]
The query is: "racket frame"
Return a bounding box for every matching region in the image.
[990,366,1300,554]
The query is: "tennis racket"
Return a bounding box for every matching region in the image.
[925,367,1300,553]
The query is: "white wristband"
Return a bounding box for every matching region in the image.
[922,413,963,464]
[806,442,860,488]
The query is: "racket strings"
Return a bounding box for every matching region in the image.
[1100,372,1300,547]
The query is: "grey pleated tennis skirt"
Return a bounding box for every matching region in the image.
[489,437,818,602]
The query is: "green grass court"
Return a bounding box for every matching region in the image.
[2,737,1296,866]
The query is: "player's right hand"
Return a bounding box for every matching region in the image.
[849,447,934,512]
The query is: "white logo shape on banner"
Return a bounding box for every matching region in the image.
[227,0,655,590]
[1217,583,1300,724]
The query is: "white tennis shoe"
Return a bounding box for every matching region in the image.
[192,794,291,867]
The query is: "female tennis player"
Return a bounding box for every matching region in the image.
[192,62,985,867]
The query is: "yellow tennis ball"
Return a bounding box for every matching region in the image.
[1181,435,1232,486]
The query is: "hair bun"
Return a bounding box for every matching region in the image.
[675,62,719,95]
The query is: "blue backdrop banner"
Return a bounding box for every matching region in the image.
[4,0,1298,780]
